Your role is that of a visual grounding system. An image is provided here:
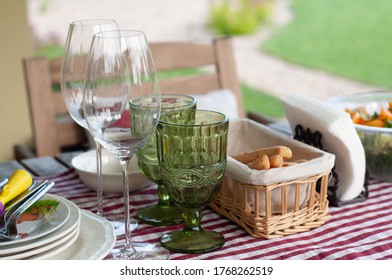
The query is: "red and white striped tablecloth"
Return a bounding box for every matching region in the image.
[43,168,392,260]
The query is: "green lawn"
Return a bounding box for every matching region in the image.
[33,44,64,59]
[262,0,392,88]
[241,84,284,118]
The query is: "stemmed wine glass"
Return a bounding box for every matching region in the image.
[60,19,136,234]
[135,94,196,226]
[157,109,229,253]
[83,30,168,260]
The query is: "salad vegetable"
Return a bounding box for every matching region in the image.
[345,101,392,128]
[18,199,60,222]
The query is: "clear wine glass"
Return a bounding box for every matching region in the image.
[135,94,197,226]
[157,109,229,253]
[83,29,168,260]
[60,19,136,235]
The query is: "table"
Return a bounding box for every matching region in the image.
[1,152,392,260]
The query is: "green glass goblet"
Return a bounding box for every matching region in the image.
[157,109,229,254]
[135,94,197,226]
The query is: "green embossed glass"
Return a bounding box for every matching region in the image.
[157,109,229,253]
[135,94,197,226]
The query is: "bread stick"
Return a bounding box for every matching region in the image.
[282,161,297,167]
[282,159,308,167]
[234,145,292,164]
[269,154,283,168]
[247,154,270,170]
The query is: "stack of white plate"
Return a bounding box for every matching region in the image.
[0,194,116,260]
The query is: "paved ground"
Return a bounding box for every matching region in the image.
[27,0,384,101]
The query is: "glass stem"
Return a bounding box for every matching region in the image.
[182,209,203,232]
[95,140,104,217]
[119,158,137,257]
[156,183,172,206]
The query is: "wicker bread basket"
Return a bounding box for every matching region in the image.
[210,118,335,239]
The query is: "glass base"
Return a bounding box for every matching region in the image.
[136,203,183,226]
[112,242,170,260]
[161,228,225,254]
[108,218,138,237]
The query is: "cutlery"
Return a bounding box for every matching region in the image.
[0,181,41,235]
[0,170,33,216]
[0,177,7,190]
[0,180,55,241]
[3,180,43,217]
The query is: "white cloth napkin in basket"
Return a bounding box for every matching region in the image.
[280,94,366,202]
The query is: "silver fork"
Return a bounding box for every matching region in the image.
[2,181,41,220]
[0,180,55,240]
[0,180,54,238]
[0,180,42,235]
[0,177,7,191]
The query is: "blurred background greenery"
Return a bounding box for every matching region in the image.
[206,0,392,118]
[263,0,392,89]
[1,0,390,161]
[31,0,392,123]
[33,0,285,119]
[208,0,272,36]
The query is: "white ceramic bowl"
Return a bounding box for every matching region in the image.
[72,149,151,194]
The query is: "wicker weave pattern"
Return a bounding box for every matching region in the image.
[210,171,331,239]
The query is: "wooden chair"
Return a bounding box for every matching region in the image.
[150,37,244,117]
[150,37,276,124]
[15,56,89,160]
[15,36,272,160]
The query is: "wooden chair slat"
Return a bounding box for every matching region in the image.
[159,74,221,94]
[151,42,216,70]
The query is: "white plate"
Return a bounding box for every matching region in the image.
[0,224,79,260]
[72,149,151,194]
[0,194,80,256]
[45,209,115,260]
[27,227,80,260]
[0,193,70,249]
